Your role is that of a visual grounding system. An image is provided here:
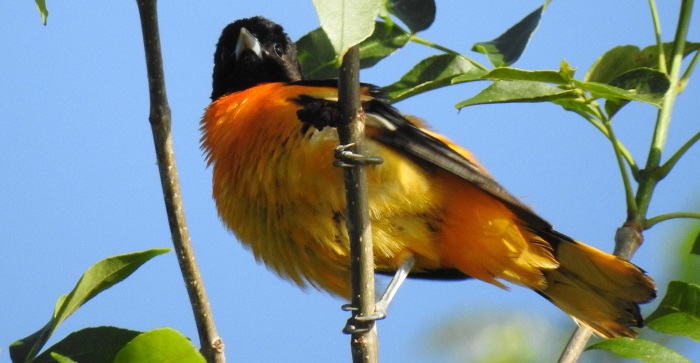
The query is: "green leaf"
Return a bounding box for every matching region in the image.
[49,352,77,363]
[478,67,569,84]
[586,338,691,363]
[298,21,411,79]
[573,79,664,108]
[472,5,546,67]
[691,229,700,256]
[113,328,206,363]
[646,281,700,341]
[9,248,170,362]
[35,0,48,25]
[383,54,487,102]
[456,80,577,110]
[585,42,700,83]
[386,0,435,33]
[312,0,382,60]
[33,327,141,363]
[603,67,670,117]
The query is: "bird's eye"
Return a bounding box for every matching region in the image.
[273,43,284,56]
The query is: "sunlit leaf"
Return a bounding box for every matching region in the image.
[383,54,487,102]
[604,67,670,117]
[35,0,48,25]
[9,249,170,362]
[456,80,577,109]
[586,338,691,363]
[49,352,77,363]
[112,328,206,363]
[33,327,141,363]
[387,0,435,32]
[298,21,411,79]
[312,0,382,60]
[472,5,546,67]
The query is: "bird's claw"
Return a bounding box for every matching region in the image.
[333,143,383,168]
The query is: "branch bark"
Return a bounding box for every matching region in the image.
[135,1,224,362]
[337,46,379,363]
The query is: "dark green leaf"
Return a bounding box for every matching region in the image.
[456,80,577,109]
[604,67,670,117]
[9,248,170,362]
[112,328,206,363]
[35,0,48,25]
[646,281,700,341]
[387,0,435,32]
[311,0,381,59]
[586,338,691,363]
[691,229,700,256]
[34,327,141,363]
[585,42,700,83]
[298,21,411,79]
[383,54,487,102]
[472,5,545,67]
[478,67,569,84]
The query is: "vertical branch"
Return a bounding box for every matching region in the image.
[337,46,379,363]
[135,1,224,362]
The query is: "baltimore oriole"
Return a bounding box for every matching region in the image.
[201,16,656,338]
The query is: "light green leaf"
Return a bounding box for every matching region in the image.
[456,80,577,110]
[472,5,546,67]
[49,352,77,363]
[34,327,141,363]
[386,0,435,33]
[383,54,487,102]
[478,67,569,84]
[646,281,700,341]
[312,0,382,61]
[586,338,691,363]
[9,248,170,362]
[35,0,48,25]
[113,328,206,363]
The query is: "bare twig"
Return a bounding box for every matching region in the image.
[135,1,224,362]
[337,46,379,362]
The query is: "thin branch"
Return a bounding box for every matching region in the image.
[603,118,638,217]
[336,46,379,362]
[558,1,695,361]
[679,48,700,92]
[409,34,489,71]
[135,1,224,362]
[658,130,700,179]
[648,0,667,74]
[645,212,700,229]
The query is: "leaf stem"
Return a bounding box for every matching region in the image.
[679,48,700,92]
[409,34,489,70]
[646,212,700,229]
[648,0,667,74]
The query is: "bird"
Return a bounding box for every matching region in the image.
[201,16,656,338]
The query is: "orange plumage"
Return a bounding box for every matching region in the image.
[202,17,656,338]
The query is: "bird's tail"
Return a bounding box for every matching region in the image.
[537,231,656,338]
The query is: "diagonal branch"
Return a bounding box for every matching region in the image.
[135,1,224,362]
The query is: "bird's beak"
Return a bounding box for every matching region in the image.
[235,27,262,60]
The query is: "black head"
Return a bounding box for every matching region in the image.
[211,16,304,100]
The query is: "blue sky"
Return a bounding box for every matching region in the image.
[2,1,699,362]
